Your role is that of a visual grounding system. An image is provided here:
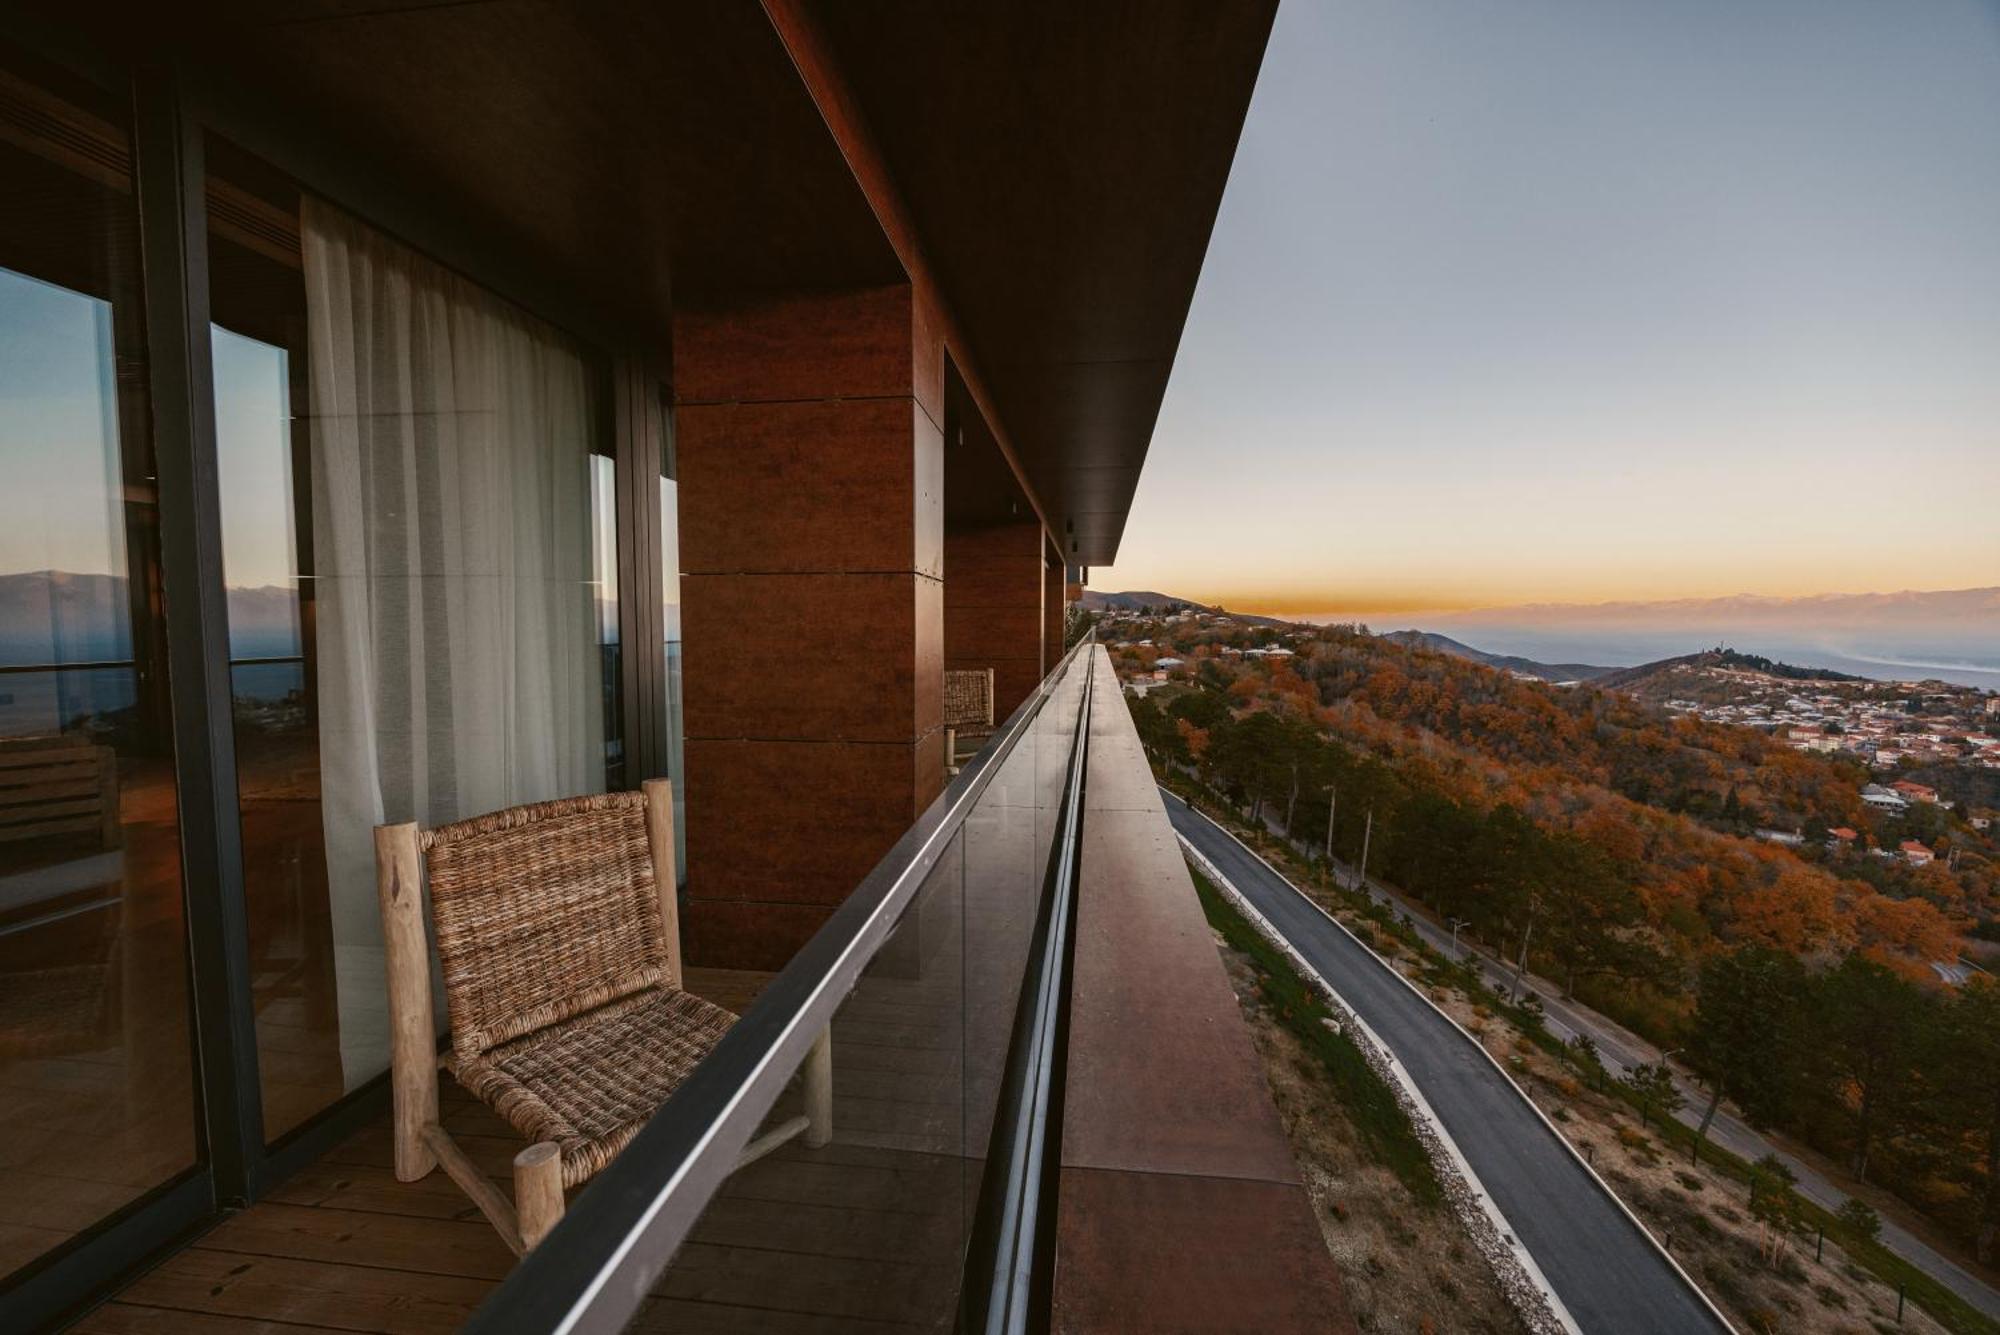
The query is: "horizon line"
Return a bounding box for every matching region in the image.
[1091,582,1999,618]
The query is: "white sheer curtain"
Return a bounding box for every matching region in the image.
[302,198,605,1087]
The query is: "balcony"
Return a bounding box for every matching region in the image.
[81,645,1345,1333]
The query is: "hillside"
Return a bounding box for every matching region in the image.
[1108,612,2000,1265]
[1596,646,1863,691]
[1080,587,1292,628]
[1379,629,1612,683]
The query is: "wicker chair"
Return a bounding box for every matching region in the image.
[942,667,996,775]
[373,778,831,1253]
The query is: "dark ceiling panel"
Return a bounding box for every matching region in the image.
[52,0,906,349]
[809,0,1276,564]
[24,0,1269,563]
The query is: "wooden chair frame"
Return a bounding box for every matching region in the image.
[374,777,832,1253]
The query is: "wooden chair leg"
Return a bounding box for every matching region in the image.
[515,1141,565,1251]
[375,821,438,1183]
[804,1026,833,1148]
[641,778,683,990]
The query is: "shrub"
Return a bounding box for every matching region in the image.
[1836,1197,1882,1244]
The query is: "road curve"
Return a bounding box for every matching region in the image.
[1244,802,2000,1325]
[1168,792,1729,1335]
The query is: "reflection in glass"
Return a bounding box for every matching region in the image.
[639,650,1090,1331]
[210,264,342,1137]
[596,453,625,790]
[661,466,686,878]
[0,59,197,1282]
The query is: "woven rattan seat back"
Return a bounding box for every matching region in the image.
[421,791,670,1064]
[943,667,995,729]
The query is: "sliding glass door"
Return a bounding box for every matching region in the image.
[0,50,202,1285]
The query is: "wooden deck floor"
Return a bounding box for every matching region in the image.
[79,964,974,1334]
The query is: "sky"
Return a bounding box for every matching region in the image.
[0,271,299,588]
[0,268,127,580]
[1096,0,2000,617]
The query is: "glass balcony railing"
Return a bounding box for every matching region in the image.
[464,637,1097,1334]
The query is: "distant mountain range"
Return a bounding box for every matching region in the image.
[1424,586,2000,631]
[0,571,299,660]
[1081,583,1999,691]
[1378,630,1613,683]
[1344,586,2000,690]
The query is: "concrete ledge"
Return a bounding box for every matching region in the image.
[1053,650,1351,1333]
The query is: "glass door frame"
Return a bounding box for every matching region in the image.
[1,29,676,1328]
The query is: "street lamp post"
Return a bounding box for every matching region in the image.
[1358,806,1373,898]
[1449,917,1469,955]
[1509,893,1538,1002]
[1324,786,1336,863]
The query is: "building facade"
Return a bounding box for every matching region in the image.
[0,3,1343,1330]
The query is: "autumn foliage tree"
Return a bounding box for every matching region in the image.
[1114,613,1995,1251]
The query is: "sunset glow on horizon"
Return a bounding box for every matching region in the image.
[1095,0,2000,615]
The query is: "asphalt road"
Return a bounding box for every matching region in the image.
[1241,805,2000,1325]
[1168,792,1730,1335]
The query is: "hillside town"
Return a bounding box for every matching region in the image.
[1103,603,2000,775]
[1646,663,2000,771]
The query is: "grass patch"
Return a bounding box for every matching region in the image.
[1188,860,1444,1210]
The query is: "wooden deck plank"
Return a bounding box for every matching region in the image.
[116,1251,492,1335]
[196,1203,516,1282]
[687,1194,959,1264]
[658,1241,953,1325]
[318,1126,523,1182]
[93,967,974,1333]
[262,1163,489,1224]
[630,1297,925,1334]
[72,1301,349,1333]
[717,1146,961,1214]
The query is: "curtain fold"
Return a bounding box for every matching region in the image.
[302,197,604,1087]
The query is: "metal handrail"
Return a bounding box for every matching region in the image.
[978,645,1092,1332]
[0,659,137,675]
[0,653,302,673]
[464,634,1098,1335]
